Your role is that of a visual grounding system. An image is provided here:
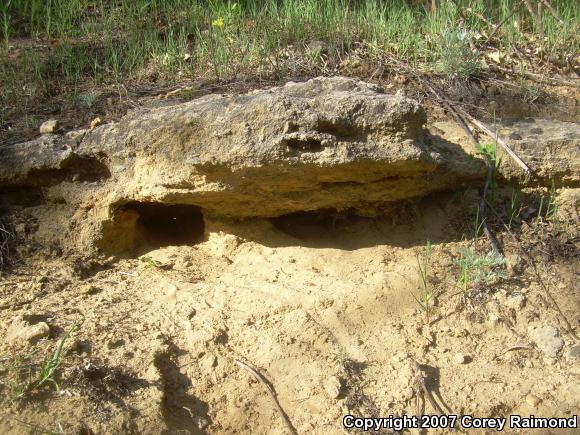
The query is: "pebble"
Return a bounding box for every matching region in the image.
[506,293,526,309]
[90,117,102,129]
[454,352,469,364]
[6,315,50,345]
[39,119,59,134]
[528,325,564,358]
[525,394,542,407]
[323,375,343,399]
[567,344,580,360]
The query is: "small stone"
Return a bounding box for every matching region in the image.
[506,293,526,309]
[567,344,580,360]
[81,284,102,295]
[200,354,218,372]
[323,375,343,399]
[90,117,102,129]
[305,40,329,58]
[453,352,469,364]
[39,119,59,134]
[6,315,50,345]
[528,325,564,358]
[195,416,209,430]
[525,394,541,407]
[506,254,523,275]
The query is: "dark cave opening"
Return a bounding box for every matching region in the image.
[122,202,205,249]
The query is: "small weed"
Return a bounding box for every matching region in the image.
[476,140,502,173]
[507,186,523,229]
[78,91,97,109]
[538,181,559,223]
[454,248,506,296]
[435,28,480,80]
[140,256,161,269]
[411,242,436,323]
[0,323,77,401]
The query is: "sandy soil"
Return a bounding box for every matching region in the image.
[0,186,578,434]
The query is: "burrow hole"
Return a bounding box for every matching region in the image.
[123,202,205,249]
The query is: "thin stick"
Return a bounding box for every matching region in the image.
[491,64,580,88]
[539,0,564,24]
[503,229,579,341]
[420,79,502,255]
[457,109,532,175]
[235,359,297,435]
[485,4,520,43]
[412,361,445,415]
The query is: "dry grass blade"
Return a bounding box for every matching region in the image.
[235,359,297,435]
[539,0,564,25]
[0,218,15,272]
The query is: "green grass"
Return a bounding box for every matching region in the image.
[537,180,559,222]
[0,323,77,401]
[454,248,507,295]
[1,1,578,138]
[411,241,436,323]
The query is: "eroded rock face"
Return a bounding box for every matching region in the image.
[0,77,487,253]
[430,119,580,186]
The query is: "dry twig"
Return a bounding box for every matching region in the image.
[419,79,502,255]
[235,359,297,435]
[412,360,445,416]
[491,64,580,88]
[456,108,532,175]
[539,0,564,24]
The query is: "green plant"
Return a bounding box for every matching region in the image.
[538,180,559,223]
[507,186,523,228]
[411,241,436,323]
[435,28,480,80]
[454,248,507,295]
[0,323,77,401]
[140,256,161,268]
[476,140,502,172]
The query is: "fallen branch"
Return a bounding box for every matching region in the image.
[419,79,501,255]
[484,3,522,44]
[503,227,579,340]
[235,359,297,435]
[456,109,532,175]
[491,64,580,88]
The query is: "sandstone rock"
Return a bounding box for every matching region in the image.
[0,77,489,253]
[567,343,580,360]
[39,119,59,134]
[90,117,103,129]
[323,375,343,399]
[431,118,580,186]
[525,393,541,407]
[506,253,523,275]
[528,325,564,357]
[453,352,469,364]
[6,315,50,345]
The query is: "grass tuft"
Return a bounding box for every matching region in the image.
[0,323,77,401]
